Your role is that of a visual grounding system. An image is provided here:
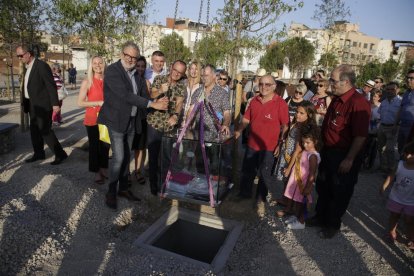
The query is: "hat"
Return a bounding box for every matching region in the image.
[271,71,279,79]
[256,68,266,77]
[365,80,375,88]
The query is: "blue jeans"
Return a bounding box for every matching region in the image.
[107,119,135,196]
[239,146,276,201]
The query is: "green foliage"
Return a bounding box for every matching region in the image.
[53,0,147,59]
[216,0,303,76]
[194,31,229,67]
[356,58,402,87]
[282,37,315,78]
[259,43,284,72]
[312,0,350,29]
[318,52,338,71]
[159,33,191,66]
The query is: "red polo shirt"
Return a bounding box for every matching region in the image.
[322,87,371,149]
[244,94,289,151]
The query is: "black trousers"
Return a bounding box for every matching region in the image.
[29,104,65,158]
[315,148,363,230]
[86,125,110,172]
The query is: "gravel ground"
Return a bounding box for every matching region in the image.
[1,94,413,275]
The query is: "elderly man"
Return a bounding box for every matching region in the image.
[396,69,414,154]
[377,82,401,172]
[147,60,187,195]
[235,75,289,203]
[307,65,371,239]
[16,44,68,165]
[98,41,168,209]
[359,79,375,101]
[145,50,166,84]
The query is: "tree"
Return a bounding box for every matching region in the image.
[259,43,284,73]
[159,33,191,66]
[217,0,303,78]
[53,0,147,59]
[356,61,382,87]
[193,31,229,66]
[318,52,338,72]
[312,0,351,67]
[381,58,401,83]
[282,37,315,80]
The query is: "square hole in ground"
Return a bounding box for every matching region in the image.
[135,206,243,273]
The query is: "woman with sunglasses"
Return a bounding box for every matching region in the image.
[310,79,332,126]
[285,83,307,123]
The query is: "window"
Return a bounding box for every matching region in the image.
[352,41,357,47]
[351,53,355,59]
[363,43,368,49]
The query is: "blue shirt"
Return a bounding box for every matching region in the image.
[378,96,401,124]
[144,67,166,84]
[400,90,414,127]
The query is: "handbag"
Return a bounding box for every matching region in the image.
[98,124,111,144]
[57,85,69,100]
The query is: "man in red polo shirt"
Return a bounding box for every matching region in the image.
[306,65,371,239]
[234,75,289,203]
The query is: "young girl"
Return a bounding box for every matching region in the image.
[380,141,414,249]
[284,126,321,229]
[275,101,317,208]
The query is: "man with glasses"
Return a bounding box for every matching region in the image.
[307,65,371,239]
[145,50,166,84]
[396,69,414,154]
[147,60,187,196]
[234,75,289,204]
[377,82,401,173]
[16,44,68,165]
[217,70,230,92]
[374,76,385,91]
[98,41,169,209]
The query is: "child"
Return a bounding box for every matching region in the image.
[283,126,321,229]
[380,141,414,249]
[275,101,317,211]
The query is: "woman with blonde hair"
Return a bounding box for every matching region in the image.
[183,61,201,123]
[78,56,110,184]
[309,78,331,126]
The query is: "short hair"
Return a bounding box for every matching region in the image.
[152,50,165,57]
[374,76,384,83]
[51,63,61,71]
[203,64,216,73]
[121,41,140,53]
[172,59,187,68]
[275,80,286,97]
[337,64,356,86]
[296,83,307,94]
[407,69,414,76]
[387,81,399,88]
[317,69,325,75]
[18,44,34,56]
[403,141,414,155]
[219,70,229,77]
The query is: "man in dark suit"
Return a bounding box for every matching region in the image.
[16,45,67,165]
[98,41,168,209]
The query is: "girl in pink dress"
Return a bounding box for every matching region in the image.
[284,126,322,230]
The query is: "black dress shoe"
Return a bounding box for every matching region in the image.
[25,155,45,163]
[118,190,141,202]
[50,153,68,165]
[105,193,117,209]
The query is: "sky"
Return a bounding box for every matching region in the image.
[146,0,413,41]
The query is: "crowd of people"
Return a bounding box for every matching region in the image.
[16,41,414,247]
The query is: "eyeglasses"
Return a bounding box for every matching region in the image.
[219,77,228,81]
[172,67,185,76]
[123,52,138,62]
[407,77,414,81]
[329,78,341,84]
[258,82,274,87]
[374,81,382,84]
[16,52,27,58]
[295,91,303,95]
[318,84,325,87]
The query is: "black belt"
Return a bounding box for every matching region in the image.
[381,123,394,127]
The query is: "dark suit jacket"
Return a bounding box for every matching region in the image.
[22,58,59,114]
[98,60,150,134]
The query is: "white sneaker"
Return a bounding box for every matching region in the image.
[287,220,305,230]
[284,215,297,224]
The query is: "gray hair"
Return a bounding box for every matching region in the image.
[121,41,140,53]
[296,83,307,94]
[338,64,356,86]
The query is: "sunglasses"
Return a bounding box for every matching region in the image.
[16,52,27,58]
[374,81,382,84]
[318,84,325,87]
[219,77,228,81]
[258,82,274,87]
[295,91,303,95]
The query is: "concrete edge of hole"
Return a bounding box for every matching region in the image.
[134,206,243,273]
